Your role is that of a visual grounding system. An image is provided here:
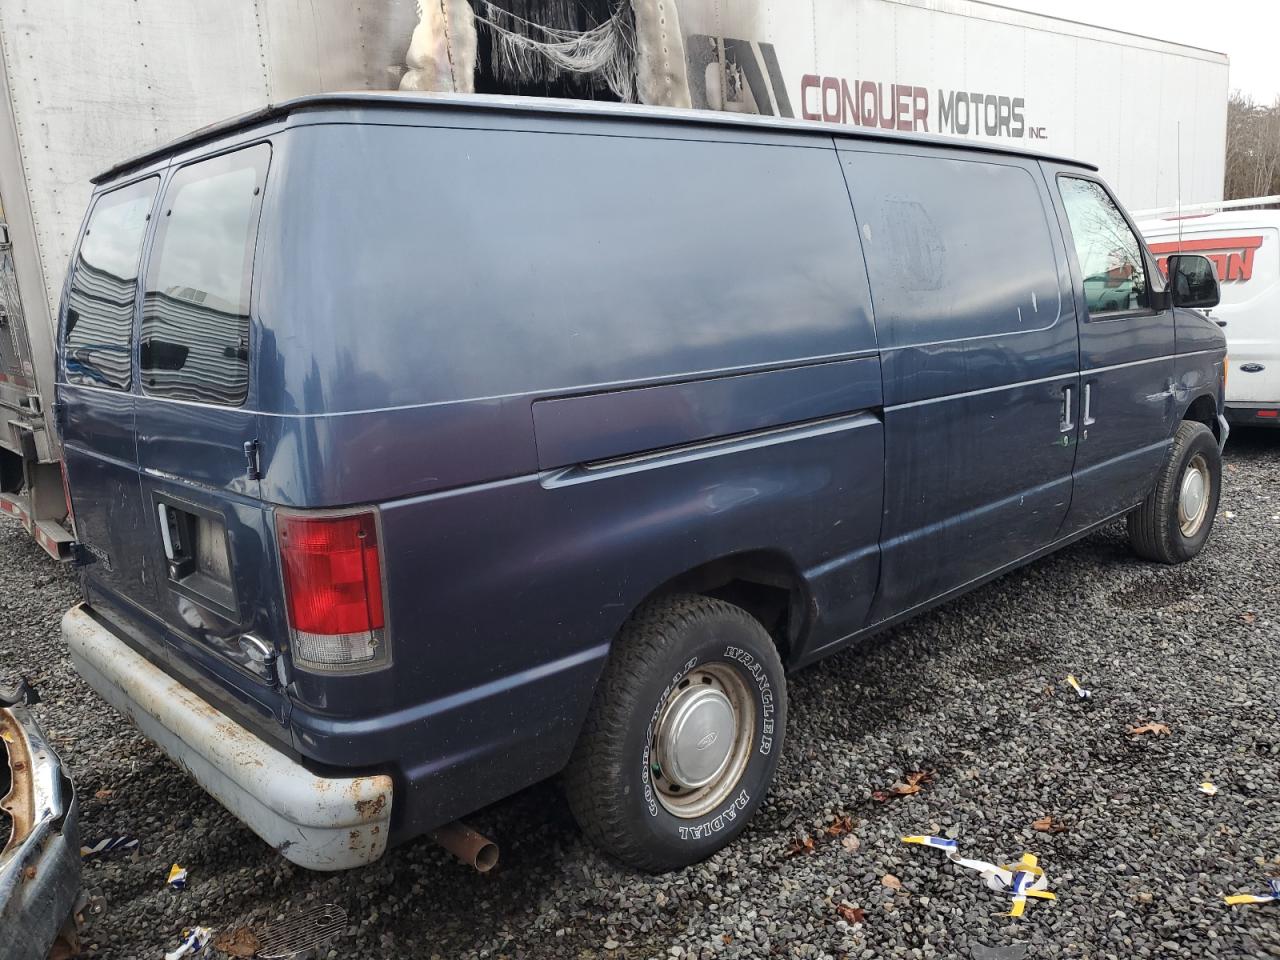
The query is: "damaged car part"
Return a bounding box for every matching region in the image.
[0,702,81,960]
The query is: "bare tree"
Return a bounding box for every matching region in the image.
[1224,91,1280,200]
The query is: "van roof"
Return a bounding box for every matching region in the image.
[1137,209,1280,235]
[94,91,1099,185]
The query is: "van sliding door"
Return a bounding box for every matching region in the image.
[837,143,1081,620]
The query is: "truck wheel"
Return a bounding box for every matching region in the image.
[1127,420,1221,563]
[565,594,786,872]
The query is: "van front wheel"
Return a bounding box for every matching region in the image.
[1127,419,1221,563]
[565,594,787,872]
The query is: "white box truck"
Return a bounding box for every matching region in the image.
[0,0,1229,557]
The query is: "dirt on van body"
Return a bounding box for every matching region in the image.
[2,431,1278,959]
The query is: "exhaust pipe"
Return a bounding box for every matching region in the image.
[431,821,499,873]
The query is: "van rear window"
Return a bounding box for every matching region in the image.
[141,144,268,405]
[63,177,158,389]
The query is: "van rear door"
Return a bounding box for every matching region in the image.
[130,144,288,724]
[59,175,161,613]
[62,143,288,732]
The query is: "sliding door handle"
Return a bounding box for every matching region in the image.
[1060,385,1075,432]
[1082,382,1095,426]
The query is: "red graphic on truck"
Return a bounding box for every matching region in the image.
[1147,235,1265,283]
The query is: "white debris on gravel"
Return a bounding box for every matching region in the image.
[2,431,1279,959]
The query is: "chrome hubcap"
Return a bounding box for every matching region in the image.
[657,687,735,788]
[1178,454,1210,537]
[651,663,755,819]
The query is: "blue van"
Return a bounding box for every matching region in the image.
[58,94,1226,873]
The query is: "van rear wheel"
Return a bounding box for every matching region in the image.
[1127,419,1221,563]
[565,594,786,872]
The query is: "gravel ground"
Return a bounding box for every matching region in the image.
[3,430,1279,960]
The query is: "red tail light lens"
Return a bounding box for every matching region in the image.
[277,510,387,671]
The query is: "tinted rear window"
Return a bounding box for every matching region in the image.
[141,144,268,404]
[63,177,158,389]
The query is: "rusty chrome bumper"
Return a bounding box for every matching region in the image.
[1,700,81,960]
[63,603,392,871]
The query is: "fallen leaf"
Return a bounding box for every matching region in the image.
[1128,722,1171,737]
[1242,612,1257,624]
[721,934,733,945]
[94,789,113,801]
[212,927,261,959]
[875,770,935,801]
[825,815,855,837]
[785,836,816,857]
[841,834,861,853]
[881,874,902,891]
[1032,815,1068,833]
[836,903,866,924]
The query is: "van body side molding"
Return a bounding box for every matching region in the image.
[531,356,882,469]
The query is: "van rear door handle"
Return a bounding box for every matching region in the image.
[1082,382,1096,426]
[1060,385,1075,432]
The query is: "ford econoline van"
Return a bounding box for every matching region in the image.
[1140,207,1280,427]
[58,94,1227,873]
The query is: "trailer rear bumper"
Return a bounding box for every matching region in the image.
[0,491,72,559]
[63,603,393,871]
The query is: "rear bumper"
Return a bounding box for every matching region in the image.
[0,704,80,960]
[1225,403,1280,427]
[63,603,393,871]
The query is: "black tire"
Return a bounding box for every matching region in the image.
[1127,419,1221,564]
[565,594,787,872]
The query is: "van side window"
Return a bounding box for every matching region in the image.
[1058,177,1150,316]
[841,152,1060,348]
[63,177,158,389]
[141,145,268,404]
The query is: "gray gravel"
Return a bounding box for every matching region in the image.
[3,430,1280,959]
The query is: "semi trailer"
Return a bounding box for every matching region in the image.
[0,0,1229,557]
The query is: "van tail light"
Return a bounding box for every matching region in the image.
[276,509,388,672]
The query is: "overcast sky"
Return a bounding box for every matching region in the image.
[1005,0,1280,102]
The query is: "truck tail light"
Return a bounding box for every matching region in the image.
[276,510,388,672]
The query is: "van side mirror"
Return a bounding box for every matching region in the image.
[1168,254,1220,309]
